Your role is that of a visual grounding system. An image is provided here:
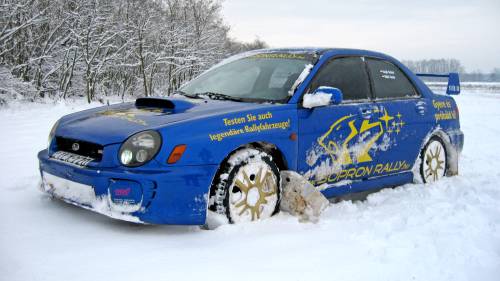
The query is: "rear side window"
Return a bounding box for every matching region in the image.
[366,58,417,99]
[308,57,371,101]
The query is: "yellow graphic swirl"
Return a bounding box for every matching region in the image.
[318,111,398,166]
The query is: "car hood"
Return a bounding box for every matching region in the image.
[56,97,278,145]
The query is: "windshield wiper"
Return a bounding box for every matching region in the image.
[177,91,268,103]
[173,90,207,100]
[172,90,187,96]
[192,92,244,102]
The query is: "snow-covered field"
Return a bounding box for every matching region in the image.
[427,82,500,96]
[1,90,500,281]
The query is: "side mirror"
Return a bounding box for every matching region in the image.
[302,87,343,108]
[317,86,343,105]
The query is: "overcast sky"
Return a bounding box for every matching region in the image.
[222,0,500,72]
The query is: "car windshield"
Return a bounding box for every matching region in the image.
[179,53,314,102]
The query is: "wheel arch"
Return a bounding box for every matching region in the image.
[207,141,288,211]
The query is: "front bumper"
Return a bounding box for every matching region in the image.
[38,149,218,225]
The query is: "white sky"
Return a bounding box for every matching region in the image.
[222,0,500,72]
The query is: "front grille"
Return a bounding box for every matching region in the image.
[55,137,103,161]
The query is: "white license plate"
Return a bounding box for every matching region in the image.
[50,151,95,167]
[42,172,96,206]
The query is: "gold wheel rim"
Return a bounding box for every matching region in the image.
[424,141,446,182]
[229,162,278,222]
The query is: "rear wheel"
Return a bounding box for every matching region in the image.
[420,137,447,183]
[212,148,280,223]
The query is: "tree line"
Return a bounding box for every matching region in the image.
[402,58,500,82]
[0,0,266,103]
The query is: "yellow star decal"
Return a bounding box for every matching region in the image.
[379,109,394,128]
[396,112,402,119]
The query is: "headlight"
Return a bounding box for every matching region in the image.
[48,119,60,149]
[119,130,162,167]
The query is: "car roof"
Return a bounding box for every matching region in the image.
[255,47,394,61]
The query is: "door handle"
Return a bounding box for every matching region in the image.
[359,107,373,119]
[416,101,426,115]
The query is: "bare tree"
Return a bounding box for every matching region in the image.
[0,0,269,103]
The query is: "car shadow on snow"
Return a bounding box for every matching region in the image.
[328,186,389,204]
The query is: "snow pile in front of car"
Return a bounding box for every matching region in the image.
[280,171,330,223]
[72,195,143,223]
[53,194,142,224]
[204,210,229,230]
[40,176,143,224]
[90,195,143,223]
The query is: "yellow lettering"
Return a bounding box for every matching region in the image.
[223,117,246,126]
[365,165,373,176]
[258,112,273,120]
[355,166,367,178]
[346,168,357,180]
[337,169,349,181]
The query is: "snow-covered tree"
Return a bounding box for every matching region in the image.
[0,0,266,103]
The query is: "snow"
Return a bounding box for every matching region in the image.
[0,65,38,105]
[302,92,332,108]
[1,89,500,281]
[42,172,97,206]
[288,63,314,96]
[427,82,500,96]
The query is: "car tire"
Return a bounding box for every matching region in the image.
[420,136,448,183]
[212,148,281,223]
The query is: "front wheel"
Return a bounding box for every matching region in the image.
[420,137,447,183]
[212,148,280,223]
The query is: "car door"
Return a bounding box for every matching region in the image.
[364,58,431,177]
[298,56,380,186]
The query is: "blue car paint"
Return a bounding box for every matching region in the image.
[38,48,464,225]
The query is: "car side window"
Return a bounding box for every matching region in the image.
[308,57,371,101]
[366,58,417,99]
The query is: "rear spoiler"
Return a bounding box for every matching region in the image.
[416,72,460,95]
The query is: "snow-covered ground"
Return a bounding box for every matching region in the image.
[1,90,500,281]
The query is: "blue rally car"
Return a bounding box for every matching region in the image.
[38,48,464,225]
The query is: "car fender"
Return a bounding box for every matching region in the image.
[154,105,299,170]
